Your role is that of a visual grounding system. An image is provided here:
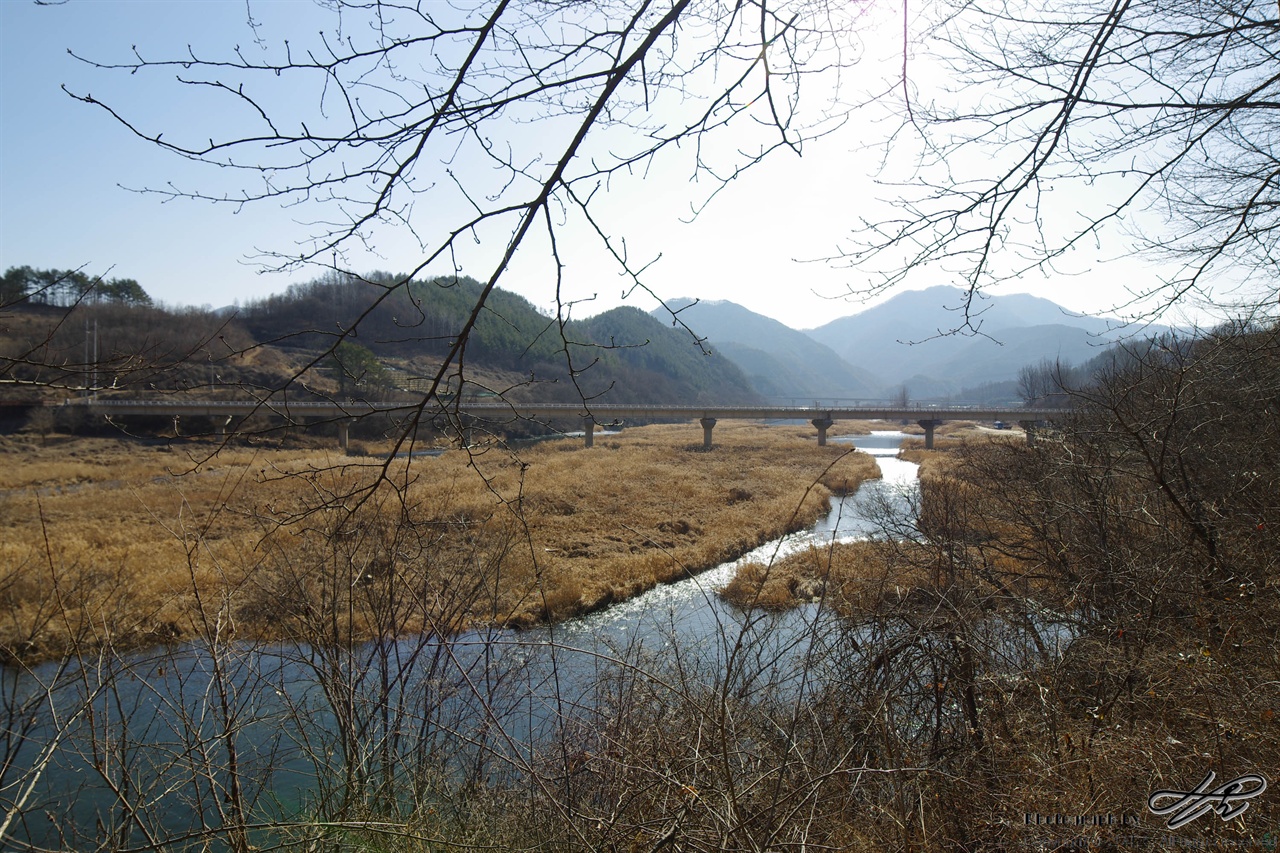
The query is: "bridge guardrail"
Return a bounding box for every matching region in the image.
[68,398,1066,420]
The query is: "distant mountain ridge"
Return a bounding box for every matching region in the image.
[658,287,1142,400]
[652,299,880,402]
[5,268,1135,410]
[805,286,1134,397]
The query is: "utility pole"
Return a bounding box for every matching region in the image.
[83,316,98,398]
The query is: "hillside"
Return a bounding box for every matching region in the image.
[5,273,1140,416]
[237,276,758,405]
[1,273,759,423]
[653,298,880,402]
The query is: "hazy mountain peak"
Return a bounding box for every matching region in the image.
[650,289,1149,400]
[806,287,1140,395]
[649,298,879,400]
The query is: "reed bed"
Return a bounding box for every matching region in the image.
[0,421,878,662]
[721,429,1039,613]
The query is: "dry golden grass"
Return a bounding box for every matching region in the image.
[720,540,935,612]
[721,426,1047,613]
[0,421,878,661]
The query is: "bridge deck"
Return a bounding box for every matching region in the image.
[71,399,1061,422]
[62,398,1060,450]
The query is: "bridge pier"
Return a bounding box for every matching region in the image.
[811,417,834,446]
[583,418,595,448]
[1019,420,1037,447]
[337,419,351,453]
[700,417,717,450]
[917,419,943,450]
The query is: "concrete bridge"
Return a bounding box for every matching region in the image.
[69,398,1061,451]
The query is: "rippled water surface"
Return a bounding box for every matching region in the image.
[6,430,920,849]
[500,430,922,692]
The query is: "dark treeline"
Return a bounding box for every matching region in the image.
[1,265,252,400]
[1,300,256,398]
[2,266,152,309]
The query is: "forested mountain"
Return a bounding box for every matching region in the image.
[238,272,556,365]
[238,274,759,404]
[572,307,758,404]
[1,270,758,408]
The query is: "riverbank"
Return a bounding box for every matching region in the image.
[719,424,1024,612]
[0,421,880,663]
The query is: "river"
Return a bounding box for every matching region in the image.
[545,430,918,645]
[2,431,918,851]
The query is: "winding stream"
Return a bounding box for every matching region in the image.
[3,431,919,849]
[547,430,917,646]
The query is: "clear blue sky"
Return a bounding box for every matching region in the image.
[1,0,1184,330]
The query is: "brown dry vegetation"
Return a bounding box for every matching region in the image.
[0,303,301,399]
[0,421,878,662]
[721,425,1023,612]
[8,315,1278,853]
[720,333,1280,850]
